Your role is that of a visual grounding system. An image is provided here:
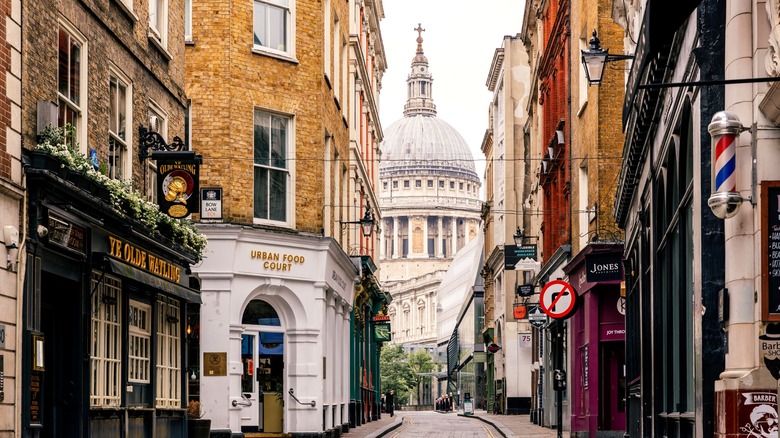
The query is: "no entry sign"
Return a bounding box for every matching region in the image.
[540,280,578,319]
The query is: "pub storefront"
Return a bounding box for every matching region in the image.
[22,164,201,437]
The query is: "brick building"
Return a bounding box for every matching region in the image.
[186,0,386,435]
[18,0,201,436]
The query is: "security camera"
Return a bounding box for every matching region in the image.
[37,225,48,238]
[708,192,744,219]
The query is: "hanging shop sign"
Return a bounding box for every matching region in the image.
[513,305,527,319]
[504,244,538,270]
[200,187,223,220]
[157,159,201,218]
[516,284,535,297]
[540,280,578,320]
[374,323,391,342]
[762,181,780,321]
[487,343,502,353]
[585,252,624,283]
[527,306,548,329]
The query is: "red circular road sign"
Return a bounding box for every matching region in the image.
[539,280,578,319]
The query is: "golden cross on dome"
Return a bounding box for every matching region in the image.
[415,23,425,40]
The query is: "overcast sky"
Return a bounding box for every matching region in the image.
[377,1,525,185]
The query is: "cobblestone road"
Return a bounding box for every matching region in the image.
[383,412,501,438]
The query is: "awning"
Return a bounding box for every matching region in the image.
[103,257,202,303]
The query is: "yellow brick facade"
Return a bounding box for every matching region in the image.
[186,0,351,234]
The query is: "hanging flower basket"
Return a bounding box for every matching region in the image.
[27,150,69,178]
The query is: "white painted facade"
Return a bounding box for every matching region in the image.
[193,226,358,435]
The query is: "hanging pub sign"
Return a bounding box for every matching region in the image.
[516,284,535,297]
[585,252,624,283]
[157,158,201,218]
[374,323,391,342]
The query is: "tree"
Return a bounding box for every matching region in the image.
[407,349,435,405]
[379,345,414,406]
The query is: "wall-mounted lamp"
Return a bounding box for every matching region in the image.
[581,30,634,86]
[340,203,375,237]
[708,111,749,219]
[3,225,18,272]
[513,227,538,245]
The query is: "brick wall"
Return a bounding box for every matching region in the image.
[187,0,350,234]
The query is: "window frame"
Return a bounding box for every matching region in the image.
[253,108,295,228]
[146,100,168,203]
[184,0,192,42]
[108,66,133,182]
[156,296,182,409]
[128,300,152,384]
[149,0,168,48]
[57,19,88,153]
[90,271,123,408]
[252,0,296,60]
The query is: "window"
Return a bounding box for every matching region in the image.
[415,180,421,188]
[90,272,122,407]
[404,180,409,188]
[578,35,589,112]
[128,301,152,383]
[184,0,192,42]
[156,297,181,408]
[253,0,292,56]
[459,182,464,190]
[439,180,444,188]
[393,181,398,189]
[109,70,131,181]
[254,109,292,224]
[58,22,86,151]
[450,181,455,189]
[147,102,168,203]
[383,181,388,190]
[149,0,168,46]
[427,180,433,188]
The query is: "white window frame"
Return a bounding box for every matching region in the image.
[253,108,295,227]
[109,66,133,182]
[184,0,193,42]
[90,272,122,408]
[156,297,182,409]
[57,19,88,153]
[578,35,589,113]
[128,300,152,384]
[149,0,168,48]
[147,100,168,203]
[252,0,295,60]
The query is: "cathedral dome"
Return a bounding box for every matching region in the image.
[380,115,479,181]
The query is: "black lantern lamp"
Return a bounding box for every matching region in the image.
[513,227,525,246]
[581,30,634,85]
[341,203,375,237]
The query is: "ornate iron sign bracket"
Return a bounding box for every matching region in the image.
[138,124,187,162]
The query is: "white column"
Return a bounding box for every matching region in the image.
[342,303,351,426]
[380,218,387,260]
[423,217,429,257]
[335,299,345,428]
[393,216,399,259]
[451,217,457,256]
[437,216,444,257]
[325,290,334,431]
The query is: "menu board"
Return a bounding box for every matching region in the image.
[763,182,780,321]
[29,370,42,426]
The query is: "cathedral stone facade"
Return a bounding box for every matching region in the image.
[379,28,482,347]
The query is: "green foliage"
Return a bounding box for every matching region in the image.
[379,345,414,406]
[34,124,207,260]
[407,349,435,405]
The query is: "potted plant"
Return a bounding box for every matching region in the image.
[187,400,211,438]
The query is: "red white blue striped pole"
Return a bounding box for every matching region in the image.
[708,111,744,219]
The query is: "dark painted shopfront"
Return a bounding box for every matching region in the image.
[22,164,201,437]
[563,243,625,437]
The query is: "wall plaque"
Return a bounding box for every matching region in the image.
[47,213,86,254]
[203,352,227,376]
[762,181,780,321]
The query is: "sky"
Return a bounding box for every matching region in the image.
[377,0,525,184]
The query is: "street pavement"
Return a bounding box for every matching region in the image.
[346,410,569,438]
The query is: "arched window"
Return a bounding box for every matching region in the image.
[242,299,281,326]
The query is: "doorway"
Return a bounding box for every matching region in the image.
[599,342,626,431]
[40,272,83,437]
[240,300,284,433]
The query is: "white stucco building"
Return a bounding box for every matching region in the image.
[379,28,482,348]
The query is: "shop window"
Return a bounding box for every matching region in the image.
[128,301,152,383]
[254,109,292,225]
[90,271,122,407]
[156,297,181,408]
[58,21,87,151]
[253,0,294,57]
[109,70,131,181]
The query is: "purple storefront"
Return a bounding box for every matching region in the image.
[563,243,626,437]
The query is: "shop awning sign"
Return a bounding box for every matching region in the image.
[504,244,538,270]
[540,280,578,319]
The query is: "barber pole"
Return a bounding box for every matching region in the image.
[708,111,745,219]
[713,128,737,193]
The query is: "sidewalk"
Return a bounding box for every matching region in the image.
[345,414,403,438]
[459,410,570,438]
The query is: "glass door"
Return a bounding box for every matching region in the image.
[240,334,261,430]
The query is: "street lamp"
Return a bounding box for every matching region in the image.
[340,203,375,237]
[513,227,538,245]
[580,30,634,86]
